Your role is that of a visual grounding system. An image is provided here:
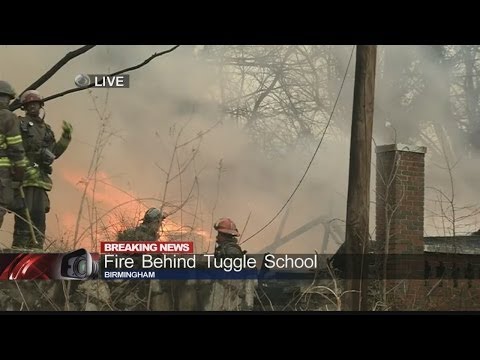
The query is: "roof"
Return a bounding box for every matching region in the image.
[424,236,480,255]
[376,143,427,154]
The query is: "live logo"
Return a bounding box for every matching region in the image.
[92,74,130,88]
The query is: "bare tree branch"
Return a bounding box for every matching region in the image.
[9,45,97,110]
[12,45,180,110]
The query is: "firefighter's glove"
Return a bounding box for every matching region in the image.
[9,190,25,212]
[40,148,55,166]
[61,120,73,140]
[11,166,25,182]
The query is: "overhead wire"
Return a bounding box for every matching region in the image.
[240,45,356,245]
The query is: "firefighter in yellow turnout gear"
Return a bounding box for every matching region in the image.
[0,81,27,229]
[12,90,72,249]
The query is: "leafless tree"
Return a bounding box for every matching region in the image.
[200,45,354,158]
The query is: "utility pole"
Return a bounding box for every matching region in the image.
[344,45,377,311]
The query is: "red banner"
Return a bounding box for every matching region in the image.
[100,241,194,254]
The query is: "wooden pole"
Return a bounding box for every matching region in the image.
[344,45,377,311]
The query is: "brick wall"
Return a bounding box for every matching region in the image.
[376,144,426,254]
[375,144,426,309]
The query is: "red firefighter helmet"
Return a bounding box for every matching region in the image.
[214,218,240,236]
[20,90,44,105]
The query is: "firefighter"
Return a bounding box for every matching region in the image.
[114,208,168,310]
[0,81,27,229]
[12,90,73,249]
[117,207,166,241]
[213,217,244,257]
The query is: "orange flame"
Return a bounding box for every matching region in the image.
[59,168,211,252]
[62,169,140,212]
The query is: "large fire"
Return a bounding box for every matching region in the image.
[58,168,212,252]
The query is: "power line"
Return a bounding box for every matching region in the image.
[240,45,356,245]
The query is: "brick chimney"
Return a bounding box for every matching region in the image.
[375,144,426,255]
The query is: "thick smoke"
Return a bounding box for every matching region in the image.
[0,45,478,253]
[373,45,480,237]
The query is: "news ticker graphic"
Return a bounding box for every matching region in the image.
[0,241,469,281]
[0,249,99,280]
[97,252,436,280]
